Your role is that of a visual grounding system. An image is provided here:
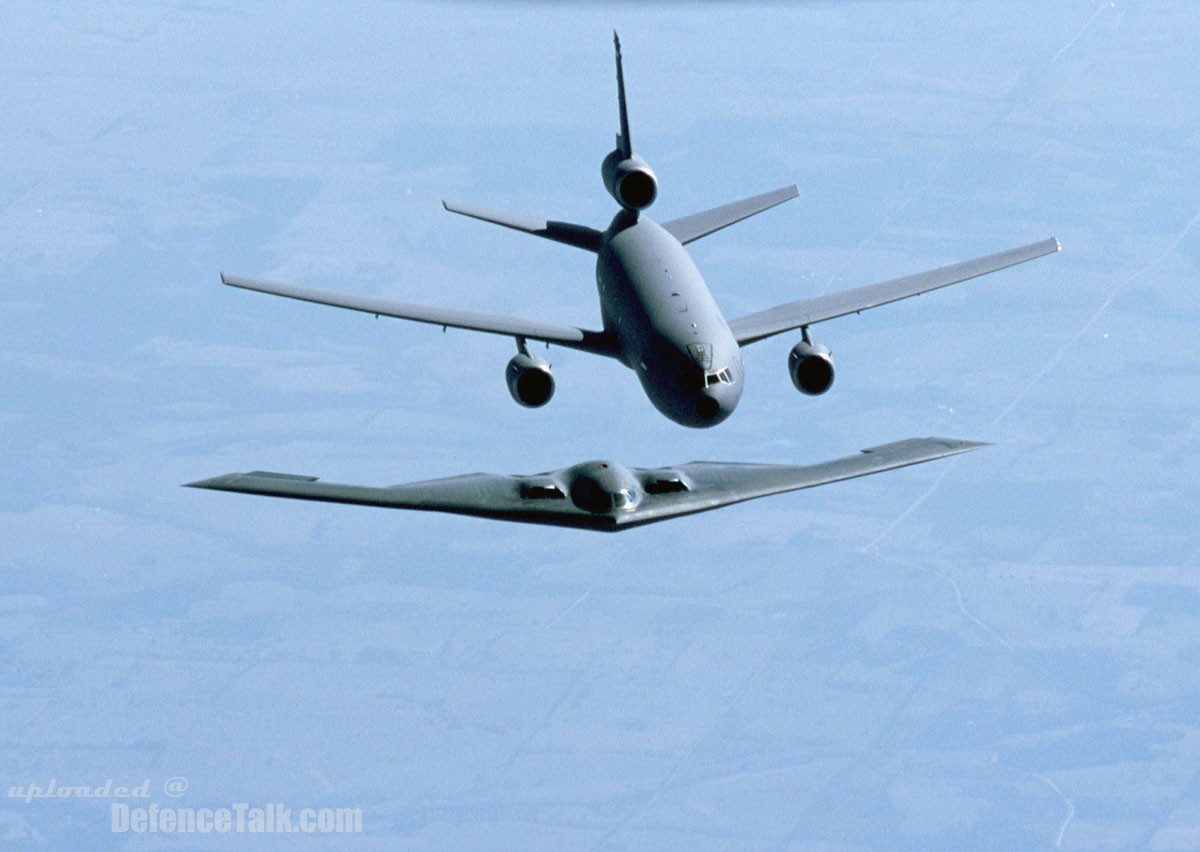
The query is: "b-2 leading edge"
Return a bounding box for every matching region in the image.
[188,438,988,532]
[220,33,1059,429]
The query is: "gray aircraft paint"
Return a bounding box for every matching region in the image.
[188,438,988,533]
[220,35,1059,428]
[599,211,743,425]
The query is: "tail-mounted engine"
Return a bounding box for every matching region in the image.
[602,33,658,211]
[601,151,658,211]
[506,344,555,408]
[788,338,835,396]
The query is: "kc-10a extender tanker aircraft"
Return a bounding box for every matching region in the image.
[220,34,1059,427]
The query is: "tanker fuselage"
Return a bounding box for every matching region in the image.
[596,212,742,428]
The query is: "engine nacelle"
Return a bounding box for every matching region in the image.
[601,151,658,210]
[788,340,835,396]
[506,351,555,408]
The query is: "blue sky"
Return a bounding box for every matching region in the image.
[4,1,1200,848]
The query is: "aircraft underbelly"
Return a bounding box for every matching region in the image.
[602,219,734,354]
[598,216,742,426]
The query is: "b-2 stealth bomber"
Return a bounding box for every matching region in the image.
[187,438,985,533]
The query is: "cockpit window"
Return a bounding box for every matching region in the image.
[702,368,733,388]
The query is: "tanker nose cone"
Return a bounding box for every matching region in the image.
[691,379,739,427]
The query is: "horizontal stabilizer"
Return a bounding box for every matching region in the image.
[662,185,799,245]
[442,200,603,252]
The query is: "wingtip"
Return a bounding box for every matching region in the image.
[219,272,229,285]
[184,472,248,490]
[924,437,992,453]
[185,472,248,490]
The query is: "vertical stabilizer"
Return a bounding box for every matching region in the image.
[613,31,633,158]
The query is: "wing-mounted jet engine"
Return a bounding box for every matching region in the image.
[788,330,834,396]
[505,338,555,407]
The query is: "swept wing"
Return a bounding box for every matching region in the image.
[186,437,986,532]
[627,437,984,527]
[220,273,617,357]
[729,238,1060,345]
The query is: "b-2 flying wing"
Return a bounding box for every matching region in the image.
[186,437,987,533]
